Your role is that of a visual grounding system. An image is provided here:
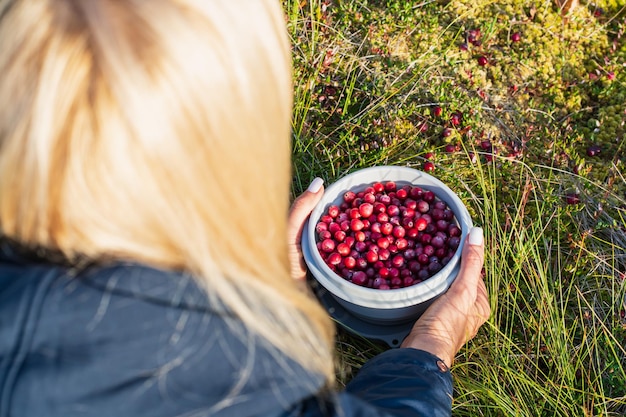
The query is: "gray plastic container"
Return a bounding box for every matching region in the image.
[302,166,473,329]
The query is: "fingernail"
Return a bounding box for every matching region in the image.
[307,177,324,193]
[468,227,484,246]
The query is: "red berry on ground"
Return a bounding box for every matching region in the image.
[477,56,488,67]
[432,106,443,117]
[423,161,435,172]
[511,32,521,42]
[468,29,480,44]
[586,144,602,157]
[565,193,580,205]
[450,112,462,126]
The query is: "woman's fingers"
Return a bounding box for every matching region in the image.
[447,227,485,304]
[287,178,324,280]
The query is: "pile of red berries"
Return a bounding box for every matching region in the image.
[315,181,461,290]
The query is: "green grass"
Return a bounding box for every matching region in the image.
[286,1,626,415]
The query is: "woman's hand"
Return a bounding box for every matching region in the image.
[401,227,490,367]
[287,178,324,281]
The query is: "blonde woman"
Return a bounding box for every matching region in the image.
[0,1,489,416]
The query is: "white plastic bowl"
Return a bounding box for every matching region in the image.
[303,165,473,325]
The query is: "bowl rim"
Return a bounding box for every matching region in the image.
[303,165,473,308]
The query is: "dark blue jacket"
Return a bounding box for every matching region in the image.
[0,242,452,417]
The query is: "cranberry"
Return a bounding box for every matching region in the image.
[377,237,390,249]
[415,217,428,231]
[327,252,342,265]
[423,161,435,172]
[477,56,488,67]
[391,255,405,268]
[356,257,368,270]
[392,225,406,238]
[363,193,376,204]
[359,203,374,217]
[387,205,400,216]
[316,222,328,233]
[416,201,430,214]
[372,277,386,288]
[337,242,351,256]
[350,219,365,231]
[377,212,389,223]
[328,205,340,217]
[448,236,460,249]
[448,225,461,237]
[586,144,602,157]
[396,188,408,199]
[467,29,480,43]
[373,182,385,192]
[329,222,342,233]
[343,256,356,269]
[450,112,462,126]
[511,32,521,43]
[431,235,445,248]
[401,217,414,228]
[428,261,442,273]
[565,193,580,205]
[365,250,379,263]
[410,187,423,199]
[334,230,346,242]
[343,191,356,203]
[352,271,368,286]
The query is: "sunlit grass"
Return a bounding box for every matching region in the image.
[287,1,626,415]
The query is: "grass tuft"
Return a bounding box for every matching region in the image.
[288,1,626,415]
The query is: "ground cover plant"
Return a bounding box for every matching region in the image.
[285,0,626,415]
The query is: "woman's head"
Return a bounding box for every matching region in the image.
[0,0,334,379]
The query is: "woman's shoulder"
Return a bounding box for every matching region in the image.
[0,253,324,417]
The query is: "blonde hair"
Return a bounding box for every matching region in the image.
[0,0,335,381]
